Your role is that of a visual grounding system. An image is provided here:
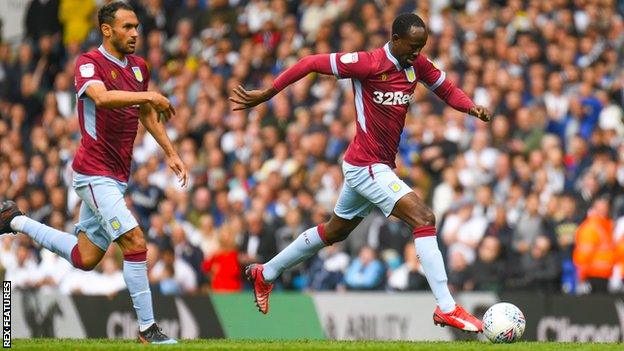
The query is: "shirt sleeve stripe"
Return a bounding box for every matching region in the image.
[330,53,340,78]
[353,80,366,133]
[429,71,446,90]
[83,98,97,140]
[77,80,104,99]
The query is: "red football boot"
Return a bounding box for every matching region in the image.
[433,304,483,333]
[245,264,274,314]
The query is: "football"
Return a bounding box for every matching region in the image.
[482,302,526,343]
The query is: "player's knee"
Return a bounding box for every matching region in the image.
[82,257,100,271]
[71,245,98,271]
[77,255,99,271]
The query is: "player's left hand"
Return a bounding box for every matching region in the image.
[469,105,491,122]
[168,154,189,187]
[229,86,276,110]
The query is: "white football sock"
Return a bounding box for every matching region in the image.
[13,216,77,263]
[414,236,456,313]
[10,215,28,232]
[262,225,326,282]
[124,259,155,332]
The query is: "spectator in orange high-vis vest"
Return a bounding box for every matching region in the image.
[611,216,624,292]
[573,198,615,293]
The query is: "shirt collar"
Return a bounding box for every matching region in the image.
[383,42,402,71]
[98,45,128,68]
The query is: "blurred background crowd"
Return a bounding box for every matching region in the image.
[0,0,623,297]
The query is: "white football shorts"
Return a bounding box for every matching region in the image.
[334,161,412,219]
[72,172,139,251]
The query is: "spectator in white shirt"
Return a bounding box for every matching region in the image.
[5,244,39,289]
[442,198,488,262]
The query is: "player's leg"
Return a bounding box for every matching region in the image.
[73,230,106,270]
[391,192,455,308]
[351,163,481,332]
[115,227,174,344]
[349,164,454,310]
[259,213,363,282]
[392,191,482,332]
[246,177,368,314]
[247,213,363,314]
[83,174,175,345]
[0,200,104,270]
[115,228,153,332]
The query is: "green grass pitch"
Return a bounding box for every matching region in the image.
[13,339,623,350]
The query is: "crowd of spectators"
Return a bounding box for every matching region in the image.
[1,0,624,296]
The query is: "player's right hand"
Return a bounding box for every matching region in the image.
[229,86,276,110]
[167,154,189,188]
[149,92,176,122]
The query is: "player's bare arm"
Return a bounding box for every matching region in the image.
[139,103,189,187]
[84,83,176,120]
[229,52,359,111]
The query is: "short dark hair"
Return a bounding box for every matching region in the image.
[392,13,426,38]
[98,1,134,27]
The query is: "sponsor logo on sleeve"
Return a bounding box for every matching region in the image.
[79,63,95,78]
[340,53,359,64]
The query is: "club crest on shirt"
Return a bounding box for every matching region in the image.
[381,73,388,81]
[405,66,416,82]
[389,181,402,193]
[111,70,117,79]
[79,63,95,78]
[132,66,143,82]
[340,52,359,64]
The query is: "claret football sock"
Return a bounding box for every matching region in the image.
[262,224,328,282]
[12,216,77,263]
[123,250,155,330]
[413,226,456,313]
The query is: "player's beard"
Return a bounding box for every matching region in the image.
[111,34,135,55]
